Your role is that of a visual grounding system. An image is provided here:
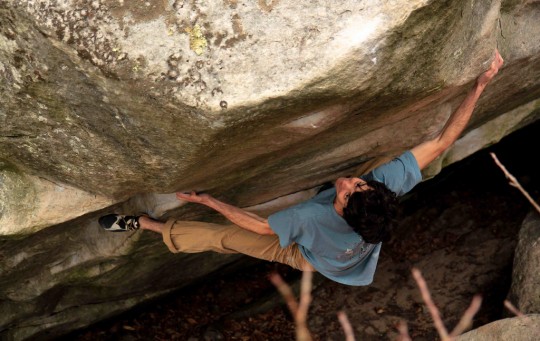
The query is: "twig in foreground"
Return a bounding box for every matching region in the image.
[269,273,299,315]
[296,271,313,341]
[337,311,356,341]
[270,272,313,341]
[411,268,451,340]
[504,300,525,318]
[395,320,412,341]
[449,295,482,337]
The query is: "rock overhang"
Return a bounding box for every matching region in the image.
[2,1,540,339]
[1,0,540,213]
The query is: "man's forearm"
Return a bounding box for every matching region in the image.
[437,50,504,149]
[204,197,275,235]
[437,80,486,148]
[412,50,503,170]
[412,81,486,170]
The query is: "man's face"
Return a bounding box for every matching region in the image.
[333,177,371,215]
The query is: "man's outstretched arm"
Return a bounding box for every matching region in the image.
[176,192,275,235]
[412,50,504,170]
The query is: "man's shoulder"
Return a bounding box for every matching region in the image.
[362,150,422,196]
[284,198,333,219]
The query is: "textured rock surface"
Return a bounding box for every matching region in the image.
[1,0,540,339]
[2,0,539,202]
[457,315,540,341]
[0,162,117,235]
[507,212,540,314]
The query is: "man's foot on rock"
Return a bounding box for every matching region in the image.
[99,214,142,232]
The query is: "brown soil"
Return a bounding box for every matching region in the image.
[64,121,540,341]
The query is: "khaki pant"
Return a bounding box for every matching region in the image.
[162,219,314,271]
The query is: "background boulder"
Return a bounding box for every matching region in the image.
[507,212,540,314]
[457,315,540,341]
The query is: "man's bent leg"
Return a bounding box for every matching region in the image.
[139,216,164,234]
[162,219,314,271]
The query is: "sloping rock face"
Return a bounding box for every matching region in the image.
[507,212,540,313]
[0,166,117,235]
[2,0,540,203]
[1,0,540,339]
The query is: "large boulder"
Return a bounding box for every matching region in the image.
[1,0,540,339]
[2,0,540,203]
[507,212,540,313]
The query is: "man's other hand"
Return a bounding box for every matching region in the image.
[176,191,211,204]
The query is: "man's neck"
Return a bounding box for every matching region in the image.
[333,197,344,216]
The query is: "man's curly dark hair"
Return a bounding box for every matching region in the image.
[342,180,399,244]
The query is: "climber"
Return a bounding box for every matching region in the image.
[99,50,503,286]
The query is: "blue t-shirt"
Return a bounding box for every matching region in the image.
[268,151,422,286]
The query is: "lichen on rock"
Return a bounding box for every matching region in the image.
[186,24,208,55]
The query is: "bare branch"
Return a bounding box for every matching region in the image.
[491,152,540,214]
[270,272,313,341]
[411,268,451,340]
[337,311,356,341]
[504,300,525,317]
[396,320,412,341]
[296,271,313,341]
[450,295,482,337]
[297,271,313,323]
[296,321,313,341]
[269,273,299,316]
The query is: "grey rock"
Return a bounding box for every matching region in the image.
[1,0,539,202]
[508,212,540,314]
[0,163,117,235]
[456,315,540,341]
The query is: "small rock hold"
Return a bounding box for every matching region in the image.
[220,100,228,109]
[5,28,16,40]
[211,87,223,96]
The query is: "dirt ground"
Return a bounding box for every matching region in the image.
[64,122,540,341]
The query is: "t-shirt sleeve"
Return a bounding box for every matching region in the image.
[361,150,422,196]
[267,205,307,248]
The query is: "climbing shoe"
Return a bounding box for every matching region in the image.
[99,214,141,232]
